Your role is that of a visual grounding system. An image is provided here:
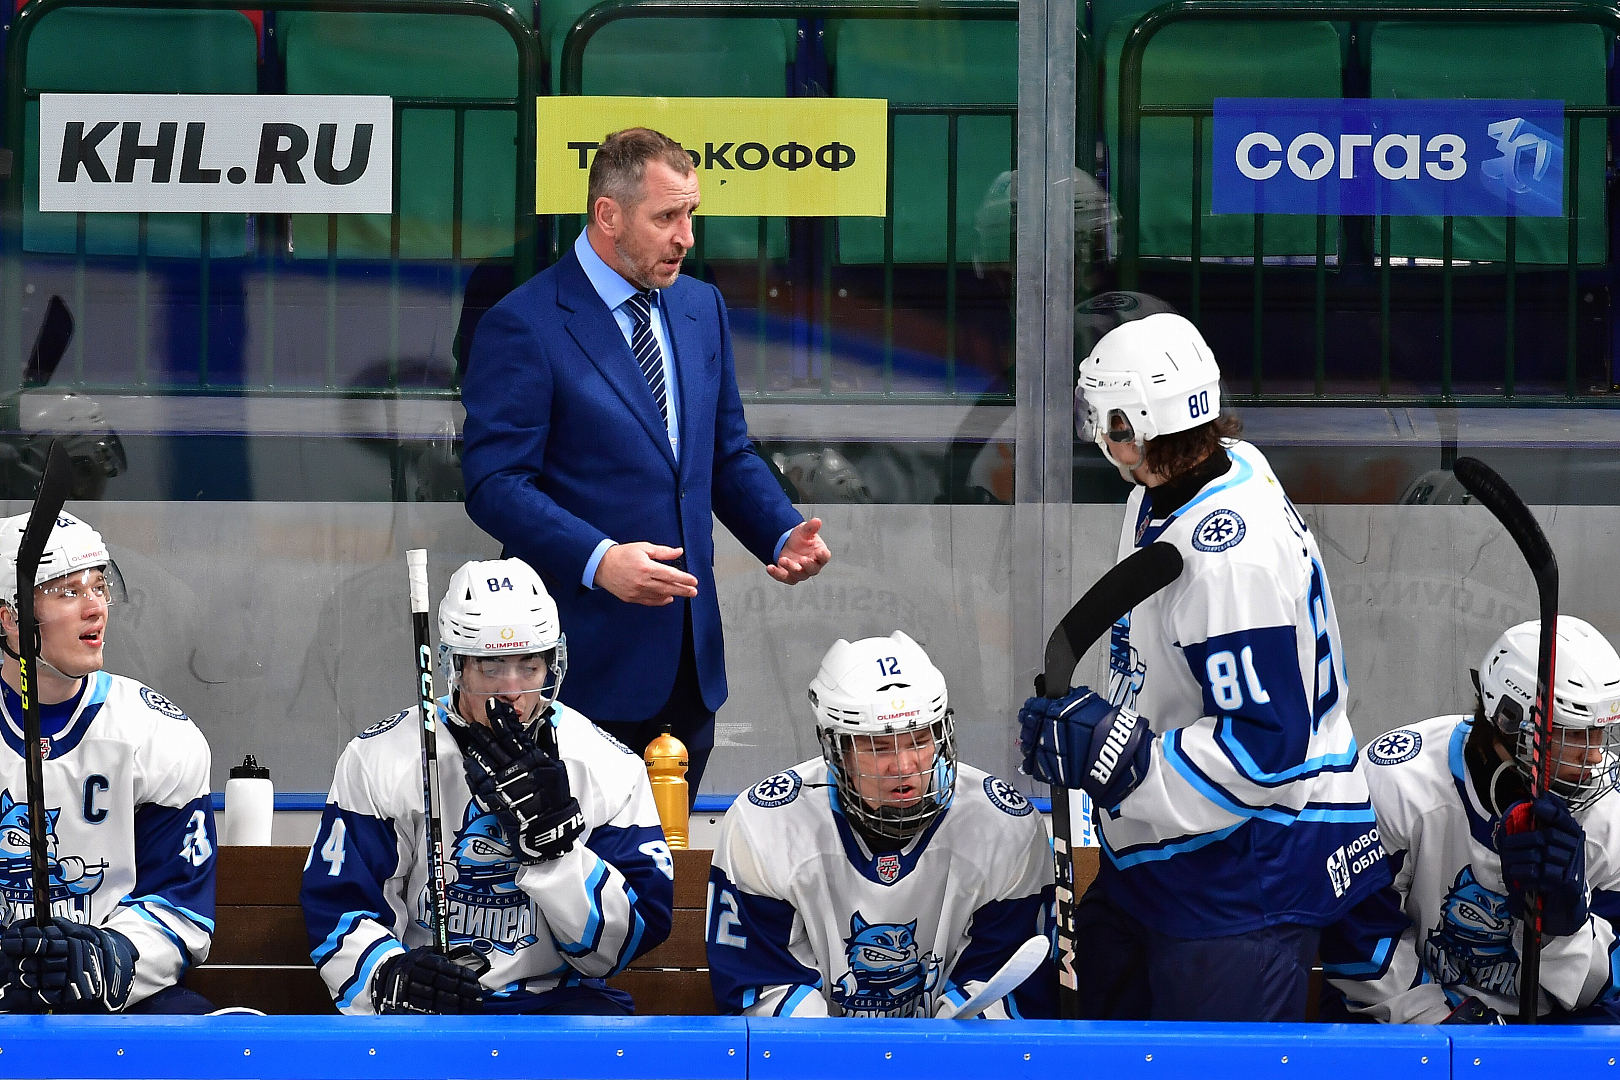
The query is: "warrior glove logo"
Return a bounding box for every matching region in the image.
[1089,709,1141,787]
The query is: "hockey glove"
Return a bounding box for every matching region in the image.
[1017,685,1154,808]
[0,918,138,1012]
[458,699,585,864]
[1442,995,1505,1025]
[371,946,484,1014]
[1496,791,1589,936]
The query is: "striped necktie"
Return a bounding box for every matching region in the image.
[623,289,668,426]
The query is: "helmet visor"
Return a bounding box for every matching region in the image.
[1074,385,1137,446]
[449,640,568,718]
[30,562,126,622]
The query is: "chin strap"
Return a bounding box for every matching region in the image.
[0,627,86,686]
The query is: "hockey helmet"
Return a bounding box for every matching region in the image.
[438,558,566,714]
[1478,616,1620,809]
[1075,312,1223,482]
[0,510,124,613]
[809,631,957,841]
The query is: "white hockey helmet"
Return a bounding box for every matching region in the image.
[438,558,566,715]
[1478,616,1620,809]
[1075,312,1223,481]
[808,631,957,841]
[0,510,124,612]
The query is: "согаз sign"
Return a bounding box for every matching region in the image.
[1212,98,1563,217]
[39,94,393,214]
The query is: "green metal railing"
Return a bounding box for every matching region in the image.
[560,0,1038,404]
[1,0,541,401]
[1115,0,1620,404]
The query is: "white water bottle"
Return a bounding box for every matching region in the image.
[222,755,273,846]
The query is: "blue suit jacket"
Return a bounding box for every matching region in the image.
[461,249,802,721]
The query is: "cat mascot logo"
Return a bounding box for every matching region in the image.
[1422,865,1519,996]
[830,912,942,1017]
[0,789,106,921]
[417,799,538,957]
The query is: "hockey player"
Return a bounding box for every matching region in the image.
[708,631,1056,1019]
[1017,312,1389,1021]
[1322,617,1620,1023]
[301,558,673,1015]
[0,511,215,1014]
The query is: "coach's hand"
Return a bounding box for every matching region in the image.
[1018,686,1154,809]
[595,542,699,606]
[768,518,832,584]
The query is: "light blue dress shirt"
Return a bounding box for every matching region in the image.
[573,230,793,590]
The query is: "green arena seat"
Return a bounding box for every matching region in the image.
[540,0,794,260]
[21,9,257,258]
[280,11,525,261]
[830,18,1016,266]
[1103,18,1343,260]
[1369,22,1607,266]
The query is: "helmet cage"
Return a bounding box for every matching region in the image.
[818,711,958,842]
[1490,694,1620,811]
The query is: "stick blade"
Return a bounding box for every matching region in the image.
[945,935,1050,1019]
[1045,542,1182,698]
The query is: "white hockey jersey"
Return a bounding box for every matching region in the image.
[1323,714,1620,1022]
[1097,440,1387,936]
[300,698,673,1014]
[708,759,1056,1018]
[0,671,215,1009]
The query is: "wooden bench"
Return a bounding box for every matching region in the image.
[189,845,1100,1016]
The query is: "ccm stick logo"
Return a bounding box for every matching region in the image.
[1089,709,1141,787]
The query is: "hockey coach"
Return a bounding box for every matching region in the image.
[462,127,832,791]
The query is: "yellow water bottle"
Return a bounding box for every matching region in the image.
[643,727,690,850]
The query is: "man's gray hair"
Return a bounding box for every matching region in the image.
[587,128,696,217]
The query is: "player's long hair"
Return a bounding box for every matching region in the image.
[1145,414,1243,481]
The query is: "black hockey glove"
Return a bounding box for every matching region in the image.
[371,946,484,1014]
[1018,685,1154,808]
[0,918,138,1012]
[1442,995,1505,1024]
[1496,791,1590,936]
[458,699,585,864]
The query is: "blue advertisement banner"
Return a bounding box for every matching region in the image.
[1211,98,1564,217]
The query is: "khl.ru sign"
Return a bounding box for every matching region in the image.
[1212,98,1563,217]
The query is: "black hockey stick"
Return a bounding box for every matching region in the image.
[1040,541,1183,1019]
[1452,456,1558,1025]
[407,549,452,956]
[16,441,72,927]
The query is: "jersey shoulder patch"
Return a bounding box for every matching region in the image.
[982,775,1034,817]
[1191,508,1247,553]
[138,686,189,721]
[747,770,803,809]
[1367,728,1423,766]
[360,709,410,740]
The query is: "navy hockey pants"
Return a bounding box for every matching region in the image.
[1073,888,1319,1021]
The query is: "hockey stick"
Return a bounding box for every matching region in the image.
[1451,456,1558,1026]
[407,549,452,956]
[15,441,72,927]
[940,934,1050,1019]
[1041,541,1184,1019]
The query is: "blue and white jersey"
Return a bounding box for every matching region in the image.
[300,699,673,1014]
[708,758,1055,1019]
[1323,714,1620,1022]
[1098,440,1387,936]
[0,672,214,1009]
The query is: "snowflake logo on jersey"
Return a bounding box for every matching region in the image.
[984,777,1034,817]
[830,912,942,1017]
[1191,509,1247,553]
[1368,729,1423,766]
[359,710,409,739]
[747,771,802,809]
[1107,615,1146,710]
[1422,865,1519,997]
[0,790,106,922]
[138,687,189,720]
[426,799,538,957]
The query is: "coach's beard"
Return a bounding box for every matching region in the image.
[615,237,685,290]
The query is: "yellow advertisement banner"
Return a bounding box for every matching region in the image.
[536,97,888,217]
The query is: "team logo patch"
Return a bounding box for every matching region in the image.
[1367,729,1423,766]
[139,687,188,720]
[37,739,50,761]
[875,854,901,884]
[983,776,1034,817]
[360,709,410,740]
[747,770,802,809]
[1191,509,1246,553]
